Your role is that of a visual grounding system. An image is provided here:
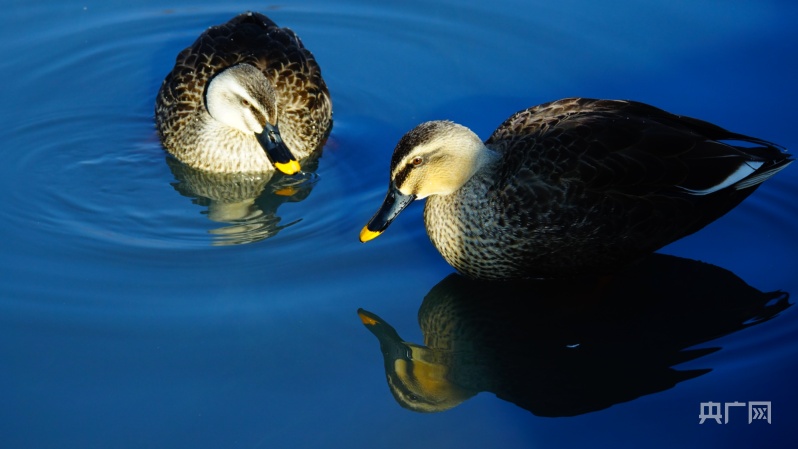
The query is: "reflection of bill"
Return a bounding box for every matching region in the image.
[358,254,790,417]
[698,401,771,424]
[165,156,319,245]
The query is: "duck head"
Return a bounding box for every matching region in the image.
[358,309,476,412]
[205,63,301,175]
[360,121,495,242]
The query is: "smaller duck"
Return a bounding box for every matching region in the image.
[360,98,792,280]
[155,12,332,174]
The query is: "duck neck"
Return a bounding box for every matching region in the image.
[477,145,500,170]
[465,145,500,187]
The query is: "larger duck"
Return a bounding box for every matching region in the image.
[155,12,332,174]
[360,98,792,280]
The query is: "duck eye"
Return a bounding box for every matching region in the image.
[410,157,423,167]
[241,98,251,107]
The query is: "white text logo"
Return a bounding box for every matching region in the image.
[698,401,771,424]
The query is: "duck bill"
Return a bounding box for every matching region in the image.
[357,309,409,363]
[256,122,301,175]
[359,184,416,242]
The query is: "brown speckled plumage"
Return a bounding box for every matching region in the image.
[155,12,332,173]
[358,265,788,415]
[365,98,792,280]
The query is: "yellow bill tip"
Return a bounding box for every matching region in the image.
[274,160,301,175]
[357,310,380,326]
[273,186,298,197]
[359,226,382,243]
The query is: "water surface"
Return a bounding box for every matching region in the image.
[1,0,796,448]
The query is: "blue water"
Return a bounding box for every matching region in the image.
[1,0,796,448]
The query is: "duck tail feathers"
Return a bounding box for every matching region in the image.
[733,158,793,191]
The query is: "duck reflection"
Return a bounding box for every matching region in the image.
[166,156,319,245]
[358,254,790,417]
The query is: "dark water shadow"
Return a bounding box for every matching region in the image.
[357,253,790,417]
[166,154,320,246]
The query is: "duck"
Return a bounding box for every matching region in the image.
[357,261,789,415]
[359,97,792,280]
[155,12,332,174]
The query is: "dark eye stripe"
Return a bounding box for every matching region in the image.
[387,365,434,407]
[249,104,267,126]
[393,164,413,188]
